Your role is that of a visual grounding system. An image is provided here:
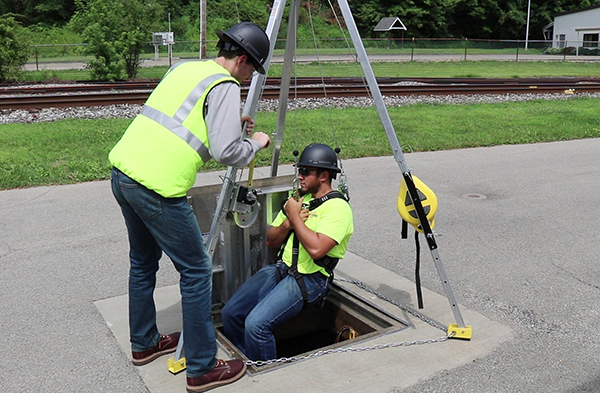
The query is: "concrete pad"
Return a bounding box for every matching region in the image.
[95,251,512,393]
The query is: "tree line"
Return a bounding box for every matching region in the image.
[3,0,600,40]
[1,0,599,81]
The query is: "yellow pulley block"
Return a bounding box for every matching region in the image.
[397,175,438,233]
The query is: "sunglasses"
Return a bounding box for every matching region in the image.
[298,167,318,176]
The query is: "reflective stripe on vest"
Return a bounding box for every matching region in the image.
[139,73,230,163]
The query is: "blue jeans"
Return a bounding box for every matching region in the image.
[221,263,330,361]
[110,167,215,378]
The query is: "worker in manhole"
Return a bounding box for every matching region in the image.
[109,22,271,393]
[222,143,354,361]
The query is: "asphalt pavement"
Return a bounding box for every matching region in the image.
[2,137,600,392]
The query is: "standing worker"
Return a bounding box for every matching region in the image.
[109,22,271,393]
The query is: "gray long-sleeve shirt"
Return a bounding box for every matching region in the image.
[205,81,262,167]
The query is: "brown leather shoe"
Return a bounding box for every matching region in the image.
[131,332,181,366]
[186,359,247,393]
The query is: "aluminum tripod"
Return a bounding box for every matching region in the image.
[169,0,470,374]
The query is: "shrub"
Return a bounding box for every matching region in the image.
[543,47,563,55]
[70,0,163,81]
[579,47,600,56]
[0,15,30,82]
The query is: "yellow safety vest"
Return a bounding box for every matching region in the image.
[109,60,239,197]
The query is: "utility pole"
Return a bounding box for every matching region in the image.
[168,12,173,67]
[199,0,207,58]
[525,0,531,50]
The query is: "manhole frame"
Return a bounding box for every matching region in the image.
[214,282,410,374]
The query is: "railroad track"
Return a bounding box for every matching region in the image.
[1,77,599,110]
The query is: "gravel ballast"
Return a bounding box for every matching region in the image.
[1,91,599,124]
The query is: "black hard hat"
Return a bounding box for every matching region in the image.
[216,22,270,74]
[297,143,341,173]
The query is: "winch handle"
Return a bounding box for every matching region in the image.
[248,159,255,188]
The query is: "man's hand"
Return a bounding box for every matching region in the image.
[241,115,254,136]
[299,208,309,222]
[284,196,308,227]
[242,115,270,148]
[251,131,271,148]
[284,196,302,216]
[266,197,307,250]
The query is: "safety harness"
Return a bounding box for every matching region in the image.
[275,191,349,306]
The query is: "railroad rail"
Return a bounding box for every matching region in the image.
[1,77,599,110]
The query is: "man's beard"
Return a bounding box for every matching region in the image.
[299,183,319,197]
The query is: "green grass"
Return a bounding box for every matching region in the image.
[23,59,600,82]
[273,60,600,78]
[249,98,600,160]
[4,60,599,190]
[0,118,128,189]
[2,97,599,190]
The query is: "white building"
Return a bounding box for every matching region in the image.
[552,4,600,49]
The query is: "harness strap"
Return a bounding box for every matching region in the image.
[291,235,309,302]
[309,190,347,210]
[275,235,311,303]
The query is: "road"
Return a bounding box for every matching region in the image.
[2,138,600,392]
[23,52,600,72]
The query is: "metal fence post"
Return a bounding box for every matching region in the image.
[411,37,414,61]
[464,38,468,60]
[516,40,519,62]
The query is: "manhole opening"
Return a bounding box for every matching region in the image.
[214,282,409,374]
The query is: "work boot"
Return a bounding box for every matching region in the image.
[186,359,247,393]
[131,332,181,366]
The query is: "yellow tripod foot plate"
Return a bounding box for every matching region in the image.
[447,324,472,340]
[167,356,187,374]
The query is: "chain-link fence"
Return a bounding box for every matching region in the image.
[26,38,600,71]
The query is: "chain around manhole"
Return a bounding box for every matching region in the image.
[461,193,487,200]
